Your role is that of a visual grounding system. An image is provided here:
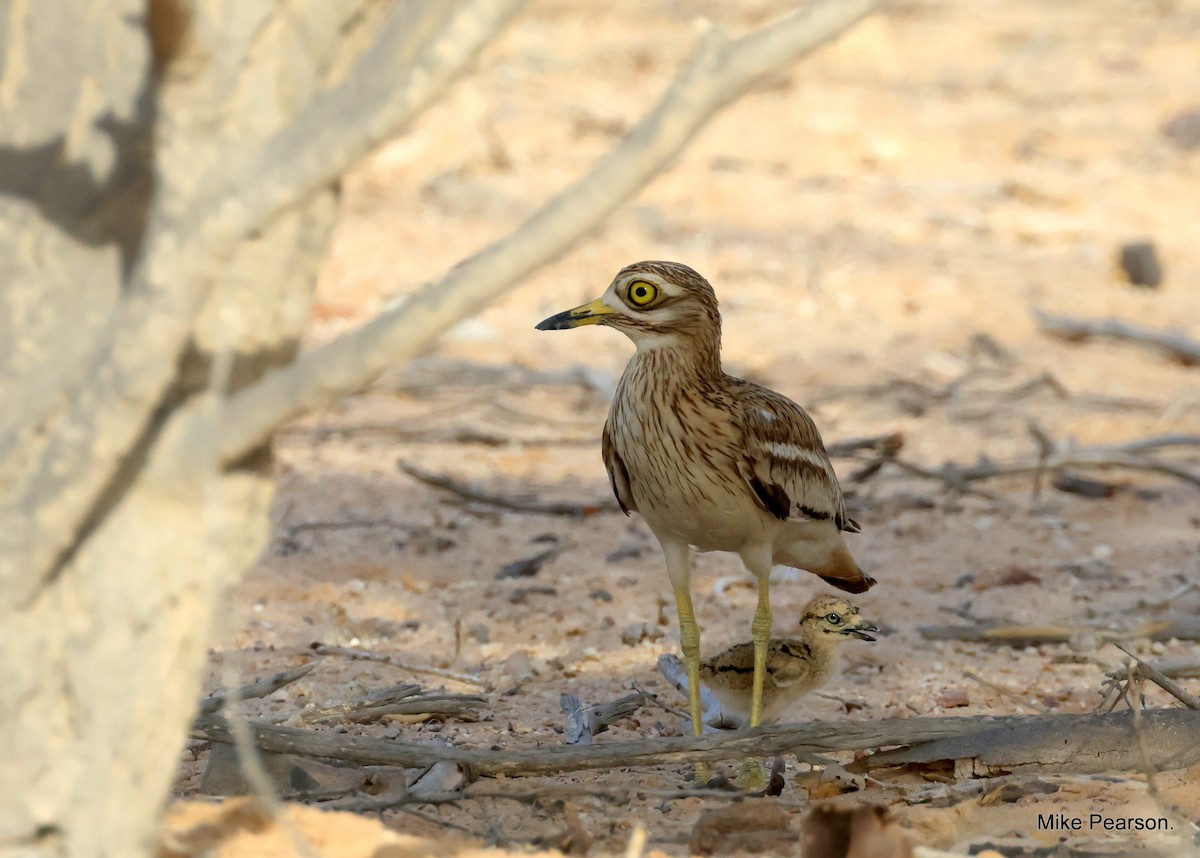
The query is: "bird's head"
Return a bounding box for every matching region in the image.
[800,595,878,643]
[535,261,721,353]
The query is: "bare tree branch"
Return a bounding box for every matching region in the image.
[2,0,525,602]
[213,0,888,466]
[183,0,526,254]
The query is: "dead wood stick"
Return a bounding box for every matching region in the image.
[1147,658,1200,680]
[198,663,317,716]
[310,644,489,689]
[854,708,1200,775]
[397,459,619,516]
[895,449,1200,492]
[281,423,594,447]
[561,692,647,744]
[336,695,487,723]
[299,683,422,724]
[824,432,905,459]
[962,671,1049,714]
[195,709,1200,778]
[1111,642,1200,710]
[920,618,1200,646]
[1035,309,1200,367]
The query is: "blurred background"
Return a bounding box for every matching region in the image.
[161,0,1199,852]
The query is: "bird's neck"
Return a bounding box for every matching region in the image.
[630,332,723,382]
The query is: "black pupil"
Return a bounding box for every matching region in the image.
[635,287,647,298]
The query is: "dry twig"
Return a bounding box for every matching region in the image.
[878,432,1200,495]
[198,664,316,717]
[397,460,619,516]
[962,671,1049,715]
[310,644,489,690]
[281,423,593,447]
[1110,642,1200,710]
[561,692,647,744]
[920,618,1200,646]
[1035,309,1200,366]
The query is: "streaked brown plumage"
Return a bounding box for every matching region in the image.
[695,595,876,725]
[536,261,875,785]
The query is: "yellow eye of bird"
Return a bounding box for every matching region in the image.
[627,280,658,307]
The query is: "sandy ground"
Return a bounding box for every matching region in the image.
[169,0,1200,855]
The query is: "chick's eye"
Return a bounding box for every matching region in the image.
[826,612,842,625]
[627,280,658,307]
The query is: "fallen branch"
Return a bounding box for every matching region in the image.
[825,432,905,459]
[198,664,317,717]
[296,683,484,725]
[310,644,489,690]
[853,708,1200,776]
[280,423,594,447]
[1035,309,1200,367]
[1110,642,1200,711]
[920,619,1200,646]
[194,709,1200,778]
[397,460,619,516]
[879,432,1200,494]
[561,692,647,745]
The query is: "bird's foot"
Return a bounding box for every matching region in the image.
[693,761,713,786]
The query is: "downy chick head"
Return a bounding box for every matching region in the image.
[799,595,878,645]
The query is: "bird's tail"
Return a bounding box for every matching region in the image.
[776,524,877,594]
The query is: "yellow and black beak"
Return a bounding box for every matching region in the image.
[843,620,879,642]
[535,298,615,331]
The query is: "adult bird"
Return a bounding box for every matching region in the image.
[536,261,874,784]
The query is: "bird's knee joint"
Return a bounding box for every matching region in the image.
[680,634,701,658]
[752,615,772,639]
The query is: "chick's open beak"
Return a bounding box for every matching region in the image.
[535,298,615,330]
[843,621,879,642]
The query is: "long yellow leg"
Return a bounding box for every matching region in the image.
[739,553,773,791]
[662,540,709,784]
[749,579,772,727]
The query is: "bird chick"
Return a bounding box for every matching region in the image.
[659,595,877,728]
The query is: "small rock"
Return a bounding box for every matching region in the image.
[936,688,971,708]
[588,588,613,602]
[1162,106,1200,151]
[466,623,489,644]
[1117,240,1162,288]
[497,548,559,579]
[606,544,649,563]
[621,622,653,646]
[508,585,558,604]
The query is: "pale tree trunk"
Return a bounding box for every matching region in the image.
[0,0,882,855]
